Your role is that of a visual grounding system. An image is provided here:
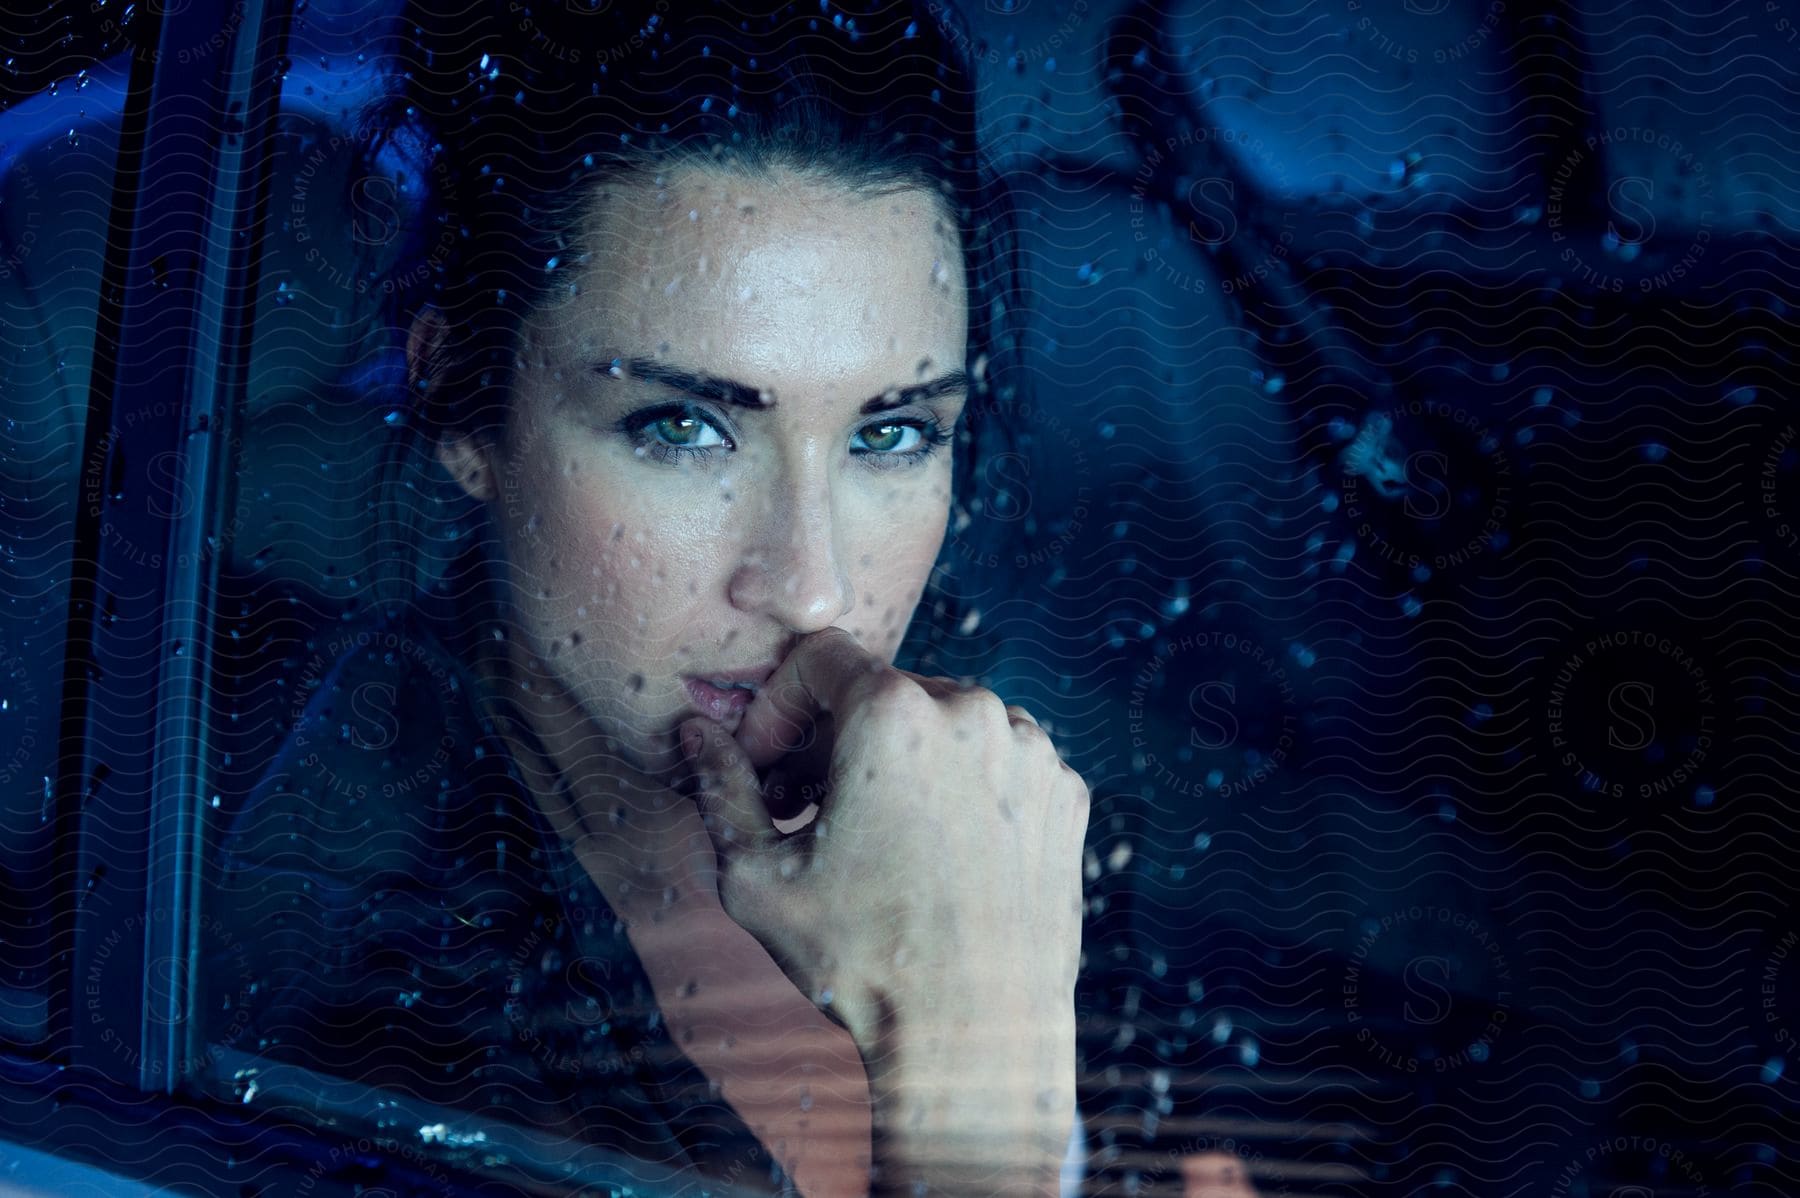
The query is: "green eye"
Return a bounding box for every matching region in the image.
[615,403,734,463]
[857,422,918,454]
[651,413,725,448]
[616,403,950,470]
[849,416,954,469]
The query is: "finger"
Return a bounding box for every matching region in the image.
[682,717,781,855]
[735,626,892,770]
[758,709,837,818]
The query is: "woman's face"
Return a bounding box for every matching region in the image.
[430,164,968,775]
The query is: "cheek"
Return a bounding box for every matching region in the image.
[504,453,724,639]
[839,494,949,658]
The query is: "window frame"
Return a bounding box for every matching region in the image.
[50,0,293,1096]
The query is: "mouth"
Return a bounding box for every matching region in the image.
[676,672,756,719]
[681,657,780,726]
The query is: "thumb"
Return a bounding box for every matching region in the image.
[680,718,779,855]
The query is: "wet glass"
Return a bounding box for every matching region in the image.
[163,0,1785,1195]
[180,6,773,1193]
[0,50,128,1057]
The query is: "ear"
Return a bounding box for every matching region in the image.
[409,305,499,503]
[436,430,499,503]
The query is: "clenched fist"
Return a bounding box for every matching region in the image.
[682,626,1090,1195]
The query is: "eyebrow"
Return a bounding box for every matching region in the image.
[590,355,969,415]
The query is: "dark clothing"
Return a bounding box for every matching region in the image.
[200,608,786,1193]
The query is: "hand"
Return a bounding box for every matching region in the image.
[496,638,875,1198]
[684,626,1091,1193]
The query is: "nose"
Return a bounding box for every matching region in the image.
[726,448,855,633]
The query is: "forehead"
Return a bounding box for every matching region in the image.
[536,164,968,390]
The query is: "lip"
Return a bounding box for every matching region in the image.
[684,662,780,688]
[683,676,758,724]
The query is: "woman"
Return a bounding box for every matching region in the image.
[211,2,1088,1195]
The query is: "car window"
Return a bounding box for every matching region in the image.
[177,7,782,1193]
[0,49,129,1058]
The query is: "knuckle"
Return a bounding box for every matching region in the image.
[949,683,1010,730]
[1059,766,1091,808]
[1013,719,1054,754]
[862,669,935,719]
[1004,702,1042,730]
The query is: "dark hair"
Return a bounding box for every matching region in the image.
[357,0,1027,670]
